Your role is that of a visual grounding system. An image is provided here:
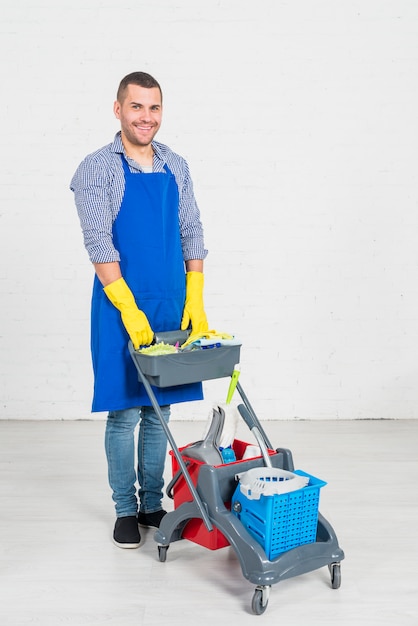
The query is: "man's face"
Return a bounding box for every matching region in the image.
[114,84,162,147]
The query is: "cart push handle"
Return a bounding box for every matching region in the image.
[129,341,213,532]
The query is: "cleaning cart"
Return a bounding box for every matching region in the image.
[128,334,344,615]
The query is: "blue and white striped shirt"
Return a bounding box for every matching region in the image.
[70,132,208,264]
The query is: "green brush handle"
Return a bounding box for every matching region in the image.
[226,367,240,404]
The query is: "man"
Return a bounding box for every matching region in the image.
[70,71,209,548]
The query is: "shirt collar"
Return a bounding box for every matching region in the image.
[111,131,164,165]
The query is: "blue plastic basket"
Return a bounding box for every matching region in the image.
[231,469,326,559]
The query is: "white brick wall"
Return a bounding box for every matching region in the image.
[1,0,417,420]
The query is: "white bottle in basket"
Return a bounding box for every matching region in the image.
[242,445,261,460]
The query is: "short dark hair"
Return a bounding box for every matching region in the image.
[116,72,162,103]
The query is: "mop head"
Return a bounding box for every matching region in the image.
[217,402,240,448]
[200,401,240,449]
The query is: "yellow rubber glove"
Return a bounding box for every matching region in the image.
[181,271,209,335]
[103,277,154,349]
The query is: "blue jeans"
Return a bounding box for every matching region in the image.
[105,405,170,518]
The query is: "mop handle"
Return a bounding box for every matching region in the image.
[235,380,274,449]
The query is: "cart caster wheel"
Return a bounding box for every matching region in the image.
[251,586,270,615]
[329,562,341,589]
[158,545,169,562]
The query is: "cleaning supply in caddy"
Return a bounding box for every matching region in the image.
[201,341,222,349]
[180,330,237,349]
[138,342,177,355]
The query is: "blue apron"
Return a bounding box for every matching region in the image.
[90,156,203,412]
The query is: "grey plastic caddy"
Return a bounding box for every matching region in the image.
[130,343,241,387]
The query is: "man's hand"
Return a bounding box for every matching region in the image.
[104,277,153,349]
[181,271,209,334]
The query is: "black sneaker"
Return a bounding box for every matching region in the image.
[138,509,167,528]
[113,516,141,548]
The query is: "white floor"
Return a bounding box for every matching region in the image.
[1,418,417,625]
